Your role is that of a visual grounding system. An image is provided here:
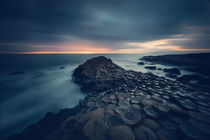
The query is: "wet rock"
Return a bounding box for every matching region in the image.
[118,100,130,109]
[73,56,126,94]
[110,99,117,104]
[159,117,177,130]
[167,103,184,113]
[189,119,210,135]
[119,110,143,125]
[7,56,210,140]
[134,125,158,140]
[157,129,178,140]
[163,68,181,75]
[145,66,156,70]
[188,111,210,124]
[88,108,105,121]
[131,104,141,111]
[176,75,208,87]
[151,95,162,102]
[179,122,204,140]
[179,99,196,110]
[140,99,154,106]
[197,106,210,116]
[138,62,145,65]
[143,106,159,118]
[83,119,107,140]
[107,125,134,140]
[154,103,170,113]
[165,73,178,79]
[59,66,65,69]
[131,99,140,104]
[106,115,124,128]
[168,114,185,124]
[143,119,161,130]
[102,96,110,104]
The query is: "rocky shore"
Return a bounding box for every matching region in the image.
[6,56,210,140]
[140,53,210,88]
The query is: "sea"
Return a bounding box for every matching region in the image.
[0,54,195,139]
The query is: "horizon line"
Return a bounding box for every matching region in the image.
[0,50,210,55]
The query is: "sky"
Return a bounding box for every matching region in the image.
[0,0,210,54]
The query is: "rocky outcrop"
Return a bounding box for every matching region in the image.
[6,56,210,140]
[73,56,139,94]
[163,68,181,75]
[138,62,144,65]
[140,53,210,76]
[144,66,156,70]
[177,75,210,89]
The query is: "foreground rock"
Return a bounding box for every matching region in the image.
[6,56,210,140]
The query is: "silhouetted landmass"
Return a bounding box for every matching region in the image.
[6,56,210,140]
[141,53,210,76]
[140,53,210,88]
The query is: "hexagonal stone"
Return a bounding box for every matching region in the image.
[131,104,142,111]
[143,119,161,130]
[196,100,209,107]
[159,117,177,130]
[101,96,110,104]
[111,99,118,104]
[179,122,204,140]
[189,119,210,135]
[134,125,158,140]
[83,119,107,140]
[143,106,159,118]
[197,106,210,116]
[162,95,170,100]
[107,125,134,140]
[140,99,154,106]
[167,103,184,113]
[106,115,124,128]
[188,111,210,124]
[118,109,143,125]
[116,94,125,101]
[168,114,185,124]
[152,95,162,102]
[179,99,196,110]
[110,94,116,100]
[131,98,140,104]
[118,100,130,109]
[157,129,178,140]
[155,103,170,113]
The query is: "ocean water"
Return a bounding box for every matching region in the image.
[0,54,194,139]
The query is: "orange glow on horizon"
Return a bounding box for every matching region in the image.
[1,39,210,54]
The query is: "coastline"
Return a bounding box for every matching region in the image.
[6,56,210,140]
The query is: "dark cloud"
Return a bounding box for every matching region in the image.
[0,0,210,52]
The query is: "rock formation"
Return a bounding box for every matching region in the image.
[6,56,210,140]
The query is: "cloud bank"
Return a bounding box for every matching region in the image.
[0,0,210,53]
